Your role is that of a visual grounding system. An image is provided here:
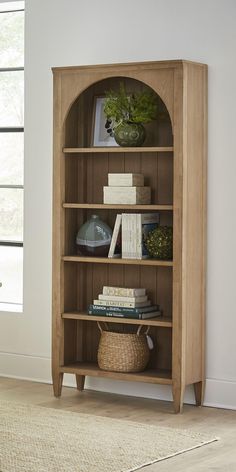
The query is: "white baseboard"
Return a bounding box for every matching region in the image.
[0,352,235,410]
[0,351,51,383]
[204,378,236,410]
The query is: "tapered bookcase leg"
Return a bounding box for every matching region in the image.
[194,381,205,406]
[52,372,64,397]
[76,375,85,392]
[172,383,185,413]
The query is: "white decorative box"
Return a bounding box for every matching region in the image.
[108,173,144,187]
[103,186,151,204]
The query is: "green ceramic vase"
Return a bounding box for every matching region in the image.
[76,215,112,257]
[114,122,146,147]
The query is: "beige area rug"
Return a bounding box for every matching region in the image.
[0,400,217,472]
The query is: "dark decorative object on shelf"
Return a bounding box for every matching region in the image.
[114,122,146,147]
[146,226,173,260]
[76,215,112,257]
[103,83,158,147]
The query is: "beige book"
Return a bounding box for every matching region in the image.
[93,299,151,308]
[98,294,148,303]
[102,286,146,297]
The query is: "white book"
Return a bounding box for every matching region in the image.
[93,299,151,308]
[102,286,146,297]
[121,213,137,259]
[108,214,122,258]
[98,294,148,303]
[108,173,144,187]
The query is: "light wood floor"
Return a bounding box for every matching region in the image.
[0,377,236,471]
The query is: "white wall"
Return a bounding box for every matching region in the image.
[0,0,236,410]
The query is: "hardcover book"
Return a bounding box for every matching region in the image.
[98,294,148,303]
[108,214,122,258]
[121,213,137,258]
[136,213,159,259]
[88,308,161,320]
[102,286,146,297]
[88,303,159,314]
[121,213,159,259]
[93,299,151,308]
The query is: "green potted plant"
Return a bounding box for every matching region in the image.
[104,83,158,147]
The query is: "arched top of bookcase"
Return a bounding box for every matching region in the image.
[63,76,173,148]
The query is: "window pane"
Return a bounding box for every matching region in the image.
[0,71,24,126]
[0,246,23,304]
[0,188,23,241]
[0,2,24,13]
[0,133,23,185]
[0,9,24,67]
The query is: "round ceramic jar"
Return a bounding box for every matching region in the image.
[76,215,112,257]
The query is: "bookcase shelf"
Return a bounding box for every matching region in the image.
[62,312,173,327]
[63,203,174,211]
[60,362,172,385]
[62,256,174,267]
[63,146,174,154]
[52,60,207,413]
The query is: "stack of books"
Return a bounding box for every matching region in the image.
[88,286,161,320]
[103,173,151,205]
[108,212,159,259]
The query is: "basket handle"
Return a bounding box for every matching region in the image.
[137,325,150,336]
[97,321,109,333]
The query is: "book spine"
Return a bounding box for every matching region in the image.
[89,304,159,314]
[93,299,151,308]
[136,214,142,259]
[98,294,148,303]
[102,287,146,297]
[108,214,122,258]
[88,309,160,319]
[141,213,160,224]
[122,213,137,259]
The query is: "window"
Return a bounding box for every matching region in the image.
[0,1,24,312]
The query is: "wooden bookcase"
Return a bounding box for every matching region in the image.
[52,60,207,413]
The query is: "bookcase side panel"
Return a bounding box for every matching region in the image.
[182,63,207,386]
[172,66,185,405]
[52,72,66,381]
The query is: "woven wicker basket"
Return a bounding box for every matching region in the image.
[97,322,150,373]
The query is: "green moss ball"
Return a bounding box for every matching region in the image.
[146,226,173,260]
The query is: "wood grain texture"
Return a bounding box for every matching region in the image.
[63,203,173,210]
[62,313,173,327]
[60,362,172,385]
[62,256,173,266]
[63,146,173,153]
[182,62,207,390]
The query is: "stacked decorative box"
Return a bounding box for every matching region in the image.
[103,173,151,204]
